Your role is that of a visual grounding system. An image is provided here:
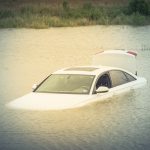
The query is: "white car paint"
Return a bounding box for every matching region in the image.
[7,93,93,110]
[93,50,137,75]
[7,50,147,110]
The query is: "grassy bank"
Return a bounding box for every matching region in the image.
[0,0,150,28]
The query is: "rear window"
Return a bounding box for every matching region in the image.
[124,72,136,82]
[109,70,129,87]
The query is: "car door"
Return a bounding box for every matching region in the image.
[93,72,114,100]
[91,70,137,102]
[108,70,136,95]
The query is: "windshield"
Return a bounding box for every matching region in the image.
[35,74,95,94]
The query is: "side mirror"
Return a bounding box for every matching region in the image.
[96,86,109,93]
[32,84,38,91]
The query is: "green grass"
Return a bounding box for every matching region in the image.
[0,1,150,28]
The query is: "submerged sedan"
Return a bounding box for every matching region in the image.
[7,50,147,110]
[7,66,146,110]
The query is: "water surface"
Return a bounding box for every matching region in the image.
[0,26,150,150]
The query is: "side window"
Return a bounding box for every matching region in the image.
[124,72,136,82]
[109,70,128,87]
[96,73,111,89]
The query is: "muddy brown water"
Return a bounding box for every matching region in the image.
[0,26,150,150]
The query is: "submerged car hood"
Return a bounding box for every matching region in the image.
[7,92,93,110]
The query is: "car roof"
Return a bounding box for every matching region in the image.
[53,66,118,76]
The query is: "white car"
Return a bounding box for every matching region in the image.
[7,50,147,110]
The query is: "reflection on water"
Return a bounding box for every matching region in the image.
[0,26,150,150]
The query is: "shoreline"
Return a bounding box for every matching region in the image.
[0,0,150,28]
[0,24,150,30]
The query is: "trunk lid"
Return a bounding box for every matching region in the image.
[92,50,137,75]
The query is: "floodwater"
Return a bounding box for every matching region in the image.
[0,26,150,150]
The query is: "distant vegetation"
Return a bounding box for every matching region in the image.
[0,0,150,28]
[128,0,149,15]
